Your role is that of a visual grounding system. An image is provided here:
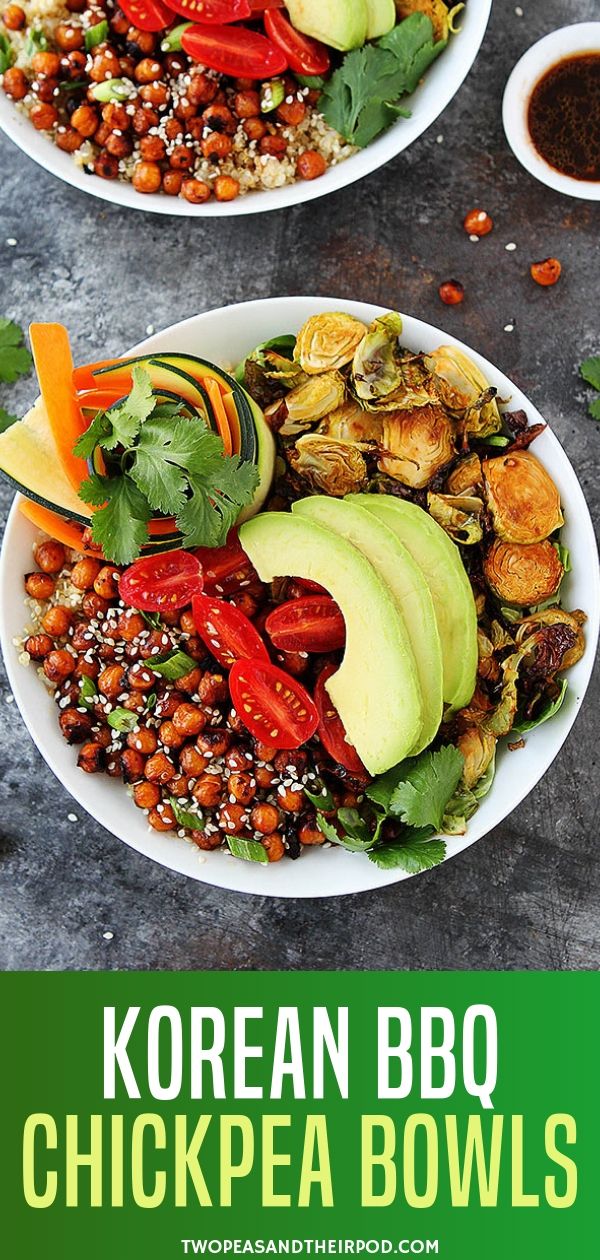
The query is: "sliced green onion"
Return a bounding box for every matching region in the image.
[107,707,138,733]
[304,783,335,811]
[484,435,510,447]
[143,649,197,680]
[295,74,325,90]
[85,20,108,51]
[160,21,192,52]
[89,78,134,103]
[0,33,15,75]
[227,837,269,865]
[169,798,204,831]
[145,691,157,711]
[59,78,89,95]
[24,28,48,58]
[261,78,285,113]
[79,675,97,711]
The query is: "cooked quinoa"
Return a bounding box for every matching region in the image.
[1,0,354,204]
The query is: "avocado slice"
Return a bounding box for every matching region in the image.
[353,496,478,712]
[239,511,423,775]
[366,0,396,39]
[286,0,368,50]
[294,496,443,753]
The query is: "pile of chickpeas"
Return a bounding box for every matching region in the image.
[1,2,328,203]
[22,538,364,862]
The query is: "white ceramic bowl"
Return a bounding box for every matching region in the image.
[503,22,600,200]
[0,3,491,217]
[1,296,598,897]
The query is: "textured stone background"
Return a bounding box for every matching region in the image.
[0,0,598,971]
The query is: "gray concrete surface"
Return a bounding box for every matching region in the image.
[0,0,598,971]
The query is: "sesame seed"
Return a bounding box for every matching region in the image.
[505,242,517,251]
[102,931,114,941]
[504,323,514,333]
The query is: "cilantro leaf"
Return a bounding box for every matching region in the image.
[580,355,600,392]
[76,366,157,458]
[177,449,259,550]
[0,407,18,433]
[83,474,151,564]
[378,12,447,96]
[73,409,114,458]
[0,32,15,74]
[589,397,600,421]
[389,745,465,831]
[0,318,33,384]
[368,835,446,872]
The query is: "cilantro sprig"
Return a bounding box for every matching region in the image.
[320,13,446,148]
[74,366,259,565]
[317,745,464,873]
[0,318,33,385]
[580,355,600,420]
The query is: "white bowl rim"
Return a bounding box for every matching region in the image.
[1,294,598,899]
[0,2,491,217]
[502,22,600,201]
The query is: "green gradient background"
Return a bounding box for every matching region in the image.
[1,972,595,1258]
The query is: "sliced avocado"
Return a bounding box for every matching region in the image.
[294,496,443,753]
[353,495,478,712]
[0,398,91,525]
[286,0,368,50]
[239,511,423,775]
[366,0,396,39]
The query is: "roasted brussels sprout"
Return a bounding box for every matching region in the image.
[482,647,523,737]
[476,629,499,683]
[427,492,484,544]
[320,398,384,444]
[515,607,586,670]
[456,725,497,789]
[287,435,368,496]
[446,452,483,496]
[351,312,405,403]
[425,345,502,437]
[395,0,464,41]
[283,371,346,433]
[483,450,564,543]
[295,313,367,375]
[483,539,564,606]
[378,404,455,487]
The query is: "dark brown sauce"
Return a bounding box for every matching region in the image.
[528,53,600,182]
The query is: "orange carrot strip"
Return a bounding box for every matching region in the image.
[203,377,233,455]
[72,358,122,391]
[18,500,95,555]
[29,323,89,492]
[221,391,242,455]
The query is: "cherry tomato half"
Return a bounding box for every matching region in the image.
[314,662,367,777]
[249,0,284,9]
[182,22,287,78]
[192,592,268,670]
[119,550,203,612]
[230,658,318,749]
[119,0,173,31]
[265,596,345,653]
[163,0,251,23]
[293,576,328,595]
[264,8,330,76]
[193,532,256,595]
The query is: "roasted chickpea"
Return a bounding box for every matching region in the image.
[31,50,61,77]
[243,116,267,142]
[125,25,155,55]
[134,56,162,83]
[298,821,324,846]
[71,622,95,651]
[77,741,104,773]
[198,671,227,705]
[121,748,146,783]
[97,663,126,699]
[172,703,207,736]
[201,132,232,160]
[89,48,121,82]
[132,159,162,192]
[71,103,99,136]
[227,707,246,735]
[55,23,84,51]
[158,719,184,750]
[179,743,209,777]
[93,151,119,179]
[179,609,196,635]
[116,610,145,641]
[139,133,166,161]
[145,751,176,784]
[25,633,54,659]
[217,802,247,834]
[133,780,160,809]
[2,5,26,30]
[169,143,194,170]
[25,571,55,599]
[438,279,465,306]
[73,655,99,680]
[61,48,86,78]
[296,149,326,180]
[226,747,250,772]
[273,749,308,778]
[191,828,222,851]
[214,175,240,202]
[254,741,277,764]
[55,125,83,153]
[122,690,146,713]
[169,773,190,797]
[228,771,256,806]
[187,71,218,107]
[262,831,285,861]
[101,100,130,130]
[202,102,236,133]
[71,558,101,591]
[34,539,66,573]
[32,74,58,102]
[58,706,93,744]
[277,98,306,126]
[177,666,204,695]
[233,89,260,118]
[259,133,286,158]
[163,114,183,140]
[148,803,177,831]
[277,786,305,813]
[162,169,184,196]
[196,728,231,759]
[80,592,108,620]
[255,764,276,790]
[192,773,223,808]
[2,66,28,99]
[463,208,493,237]
[249,802,280,835]
[127,726,157,755]
[127,664,155,691]
[154,688,185,719]
[41,605,72,637]
[92,565,119,600]
[131,105,158,135]
[30,102,59,131]
[181,177,211,204]
[43,649,75,683]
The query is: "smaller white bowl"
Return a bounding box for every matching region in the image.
[503,22,600,200]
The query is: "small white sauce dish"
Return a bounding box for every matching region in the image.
[502,22,600,201]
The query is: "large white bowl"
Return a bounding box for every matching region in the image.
[1,297,598,897]
[0,4,491,217]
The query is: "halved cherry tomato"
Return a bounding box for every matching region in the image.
[182,22,287,77]
[250,0,284,9]
[314,662,367,777]
[192,592,268,670]
[163,0,251,20]
[264,8,330,76]
[266,596,345,653]
[293,576,328,595]
[193,531,256,595]
[119,551,203,611]
[230,658,318,749]
[119,0,173,31]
